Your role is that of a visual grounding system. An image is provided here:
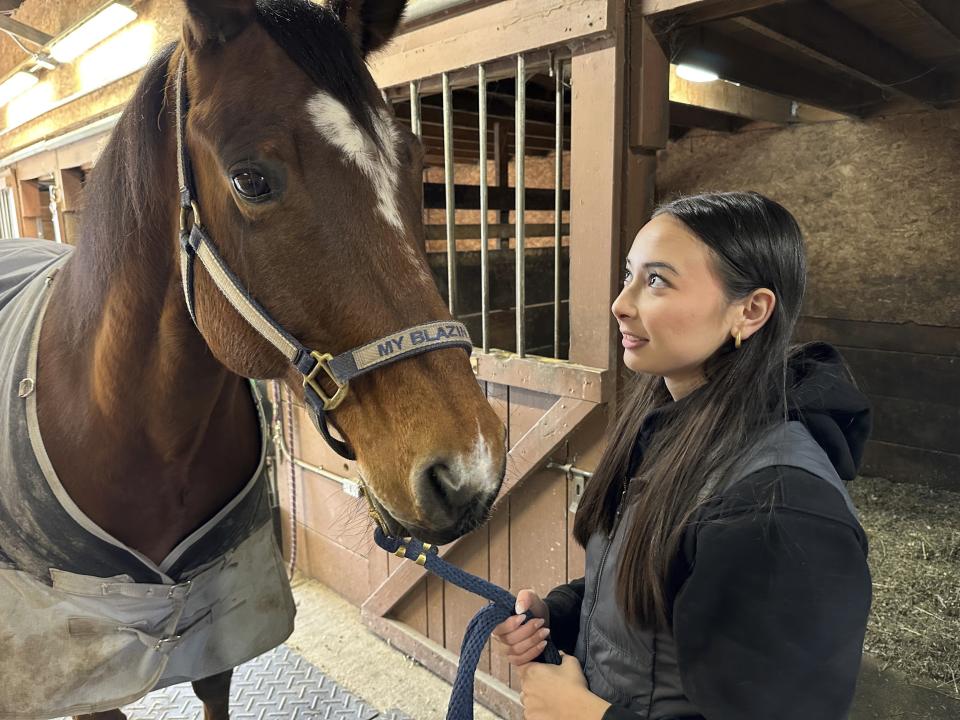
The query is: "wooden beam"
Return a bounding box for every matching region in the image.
[897,0,960,48]
[472,352,611,403]
[669,64,848,123]
[396,102,564,142]
[640,0,784,21]
[360,397,600,619]
[734,2,954,106]
[422,183,570,212]
[0,16,52,47]
[673,25,886,114]
[669,102,746,131]
[630,7,670,150]
[369,0,612,89]
[424,222,567,240]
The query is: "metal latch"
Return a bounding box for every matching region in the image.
[547,461,593,514]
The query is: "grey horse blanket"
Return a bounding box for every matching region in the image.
[0,239,295,719]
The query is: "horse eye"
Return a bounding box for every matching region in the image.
[232,171,271,200]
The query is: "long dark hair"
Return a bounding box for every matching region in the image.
[573,191,807,629]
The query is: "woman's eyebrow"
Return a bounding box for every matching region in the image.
[642,261,680,276]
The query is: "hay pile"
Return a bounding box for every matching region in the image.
[849,476,960,699]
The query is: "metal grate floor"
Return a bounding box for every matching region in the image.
[56,645,414,720]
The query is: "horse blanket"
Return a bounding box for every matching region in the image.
[0,239,295,719]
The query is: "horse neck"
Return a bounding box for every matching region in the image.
[39,123,255,473]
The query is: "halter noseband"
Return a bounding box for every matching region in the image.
[173,52,471,480]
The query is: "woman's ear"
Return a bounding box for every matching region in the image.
[734,288,777,343]
[328,0,407,57]
[183,0,256,49]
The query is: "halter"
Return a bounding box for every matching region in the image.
[173,52,471,486]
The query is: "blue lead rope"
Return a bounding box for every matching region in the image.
[373,528,561,720]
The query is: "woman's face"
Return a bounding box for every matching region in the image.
[612,214,740,398]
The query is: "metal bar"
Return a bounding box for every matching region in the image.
[442,72,458,316]
[546,461,594,480]
[478,64,490,353]
[409,80,422,137]
[515,54,526,357]
[553,57,565,359]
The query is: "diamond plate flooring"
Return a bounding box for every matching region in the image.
[55,645,414,720]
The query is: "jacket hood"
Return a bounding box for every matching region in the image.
[787,342,872,482]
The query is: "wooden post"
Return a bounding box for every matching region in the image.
[568,5,668,374]
[54,167,84,245]
[567,45,626,372]
[624,7,669,250]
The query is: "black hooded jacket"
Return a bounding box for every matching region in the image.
[543,343,873,720]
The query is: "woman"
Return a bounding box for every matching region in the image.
[492,191,872,720]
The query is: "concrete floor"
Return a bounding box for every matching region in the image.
[286,574,501,720]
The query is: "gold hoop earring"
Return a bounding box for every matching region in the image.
[735,331,742,349]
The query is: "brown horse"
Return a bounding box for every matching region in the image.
[7,0,506,717]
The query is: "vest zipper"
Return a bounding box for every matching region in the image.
[583,478,631,666]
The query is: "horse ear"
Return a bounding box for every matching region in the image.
[183,0,256,48]
[329,0,408,57]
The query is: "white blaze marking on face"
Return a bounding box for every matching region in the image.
[306,91,432,285]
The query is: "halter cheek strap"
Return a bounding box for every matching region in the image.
[173,52,472,460]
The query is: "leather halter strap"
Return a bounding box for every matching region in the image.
[173,52,471,460]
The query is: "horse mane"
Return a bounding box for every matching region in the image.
[67,42,176,343]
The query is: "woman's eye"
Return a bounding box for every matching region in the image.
[232,171,271,200]
[623,270,633,286]
[647,273,668,288]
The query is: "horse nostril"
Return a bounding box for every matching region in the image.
[424,462,455,510]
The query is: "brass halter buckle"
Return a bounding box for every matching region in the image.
[303,350,349,411]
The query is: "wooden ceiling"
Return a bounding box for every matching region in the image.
[399,0,960,163]
[661,0,960,116]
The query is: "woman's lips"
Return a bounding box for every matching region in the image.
[620,332,648,350]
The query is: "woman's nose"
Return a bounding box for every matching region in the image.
[612,288,633,319]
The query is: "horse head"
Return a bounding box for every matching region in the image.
[176,0,506,543]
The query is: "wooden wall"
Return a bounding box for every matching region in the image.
[657,110,960,491]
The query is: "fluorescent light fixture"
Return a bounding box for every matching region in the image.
[0,71,39,107]
[49,3,138,63]
[78,22,156,93]
[676,63,720,83]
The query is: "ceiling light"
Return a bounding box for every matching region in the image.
[48,3,138,64]
[676,63,720,83]
[0,71,39,107]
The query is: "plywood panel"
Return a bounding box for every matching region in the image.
[427,573,445,645]
[507,465,568,691]
[443,524,492,674]
[487,498,511,685]
[508,387,555,448]
[391,582,428,637]
[296,522,370,606]
[564,407,612,581]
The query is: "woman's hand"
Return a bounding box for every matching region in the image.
[519,653,611,720]
[491,589,551,666]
